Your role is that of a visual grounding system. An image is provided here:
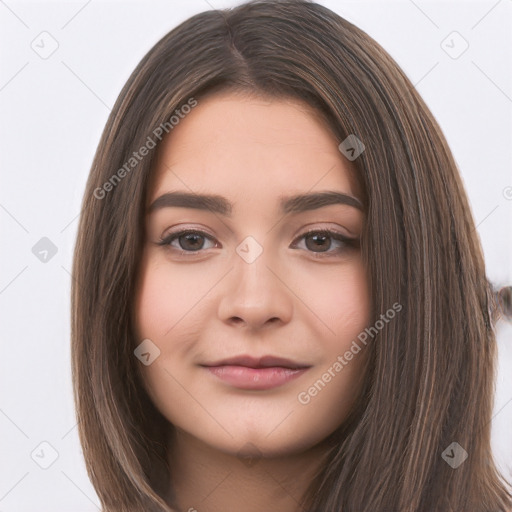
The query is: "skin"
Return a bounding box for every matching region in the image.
[133,91,371,512]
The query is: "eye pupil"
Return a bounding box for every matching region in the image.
[180,233,204,251]
[305,233,330,252]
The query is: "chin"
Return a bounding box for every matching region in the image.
[195,419,330,460]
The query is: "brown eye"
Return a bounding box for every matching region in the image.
[158,230,217,252]
[177,232,206,251]
[304,232,332,252]
[292,229,357,256]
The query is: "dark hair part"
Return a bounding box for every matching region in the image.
[71,1,512,510]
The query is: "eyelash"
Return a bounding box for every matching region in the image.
[156,228,358,259]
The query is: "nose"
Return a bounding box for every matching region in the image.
[217,244,294,330]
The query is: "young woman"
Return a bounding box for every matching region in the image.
[71,1,512,510]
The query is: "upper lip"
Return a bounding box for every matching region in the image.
[201,355,311,370]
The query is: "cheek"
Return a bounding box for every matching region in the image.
[134,256,211,343]
[133,250,225,371]
[132,257,199,392]
[294,261,370,413]
[133,258,205,416]
[298,259,370,343]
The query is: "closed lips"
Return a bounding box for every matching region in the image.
[201,354,311,369]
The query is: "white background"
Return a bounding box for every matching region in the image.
[1,1,511,510]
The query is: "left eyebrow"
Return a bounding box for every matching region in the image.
[147,190,364,215]
[280,191,363,213]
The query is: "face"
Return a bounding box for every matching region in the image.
[133,91,371,458]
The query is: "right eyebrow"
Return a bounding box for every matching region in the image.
[148,192,232,216]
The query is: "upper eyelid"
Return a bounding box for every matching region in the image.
[160,227,217,243]
[293,227,354,238]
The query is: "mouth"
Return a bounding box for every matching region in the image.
[200,354,311,390]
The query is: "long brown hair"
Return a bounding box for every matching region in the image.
[71,1,512,510]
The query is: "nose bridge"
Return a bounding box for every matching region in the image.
[216,235,293,328]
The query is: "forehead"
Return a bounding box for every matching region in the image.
[148,92,362,205]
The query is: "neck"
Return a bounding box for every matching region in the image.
[165,428,332,512]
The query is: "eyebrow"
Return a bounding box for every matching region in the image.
[147,190,364,216]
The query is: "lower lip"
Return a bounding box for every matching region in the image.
[204,365,310,390]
